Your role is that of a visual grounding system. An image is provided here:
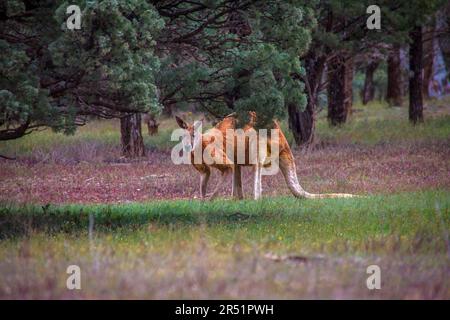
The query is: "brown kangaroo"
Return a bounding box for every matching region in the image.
[175,115,239,200]
[176,112,356,200]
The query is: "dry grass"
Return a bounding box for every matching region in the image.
[0,142,448,204]
[1,237,448,299]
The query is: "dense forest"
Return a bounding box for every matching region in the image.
[1,0,449,157]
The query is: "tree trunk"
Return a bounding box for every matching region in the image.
[288,102,315,146]
[327,54,353,126]
[345,56,354,116]
[288,10,334,146]
[362,61,379,105]
[288,54,326,146]
[422,21,436,99]
[386,46,404,106]
[439,6,450,74]
[409,26,424,124]
[162,102,174,117]
[120,113,146,158]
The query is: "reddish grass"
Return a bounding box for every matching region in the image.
[1,142,449,204]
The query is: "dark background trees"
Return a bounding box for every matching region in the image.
[409,25,424,124]
[287,0,447,145]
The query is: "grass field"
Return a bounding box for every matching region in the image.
[1,191,449,299]
[0,99,449,299]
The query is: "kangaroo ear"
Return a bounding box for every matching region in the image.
[175,116,187,129]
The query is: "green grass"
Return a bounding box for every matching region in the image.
[2,190,449,255]
[1,190,449,299]
[0,121,118,157]
[315,100,450,145]
[0,118,178,158]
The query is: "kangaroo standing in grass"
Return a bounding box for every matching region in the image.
[175,115,239,200]
[176,112,356,200]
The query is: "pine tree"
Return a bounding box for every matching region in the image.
[153,0,314,129]
[1,0,164,152]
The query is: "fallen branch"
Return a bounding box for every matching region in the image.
[0,154,16,160]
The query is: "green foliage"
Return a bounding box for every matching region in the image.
[229,43,307,127]
[0,1,60,137]
[156,0,313,128]
[1,0,163,140]
[318,0,446,50]
[53,0,163,110]
[2,0,447,140]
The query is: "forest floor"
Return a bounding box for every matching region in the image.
[0,142,449,204]
[0,99,449,299]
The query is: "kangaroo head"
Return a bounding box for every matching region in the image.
[175,116,204,152]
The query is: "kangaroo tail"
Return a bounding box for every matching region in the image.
[279,154,357,199]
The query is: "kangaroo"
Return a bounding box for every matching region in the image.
[176,112,356,200]
[175,115,239,200]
